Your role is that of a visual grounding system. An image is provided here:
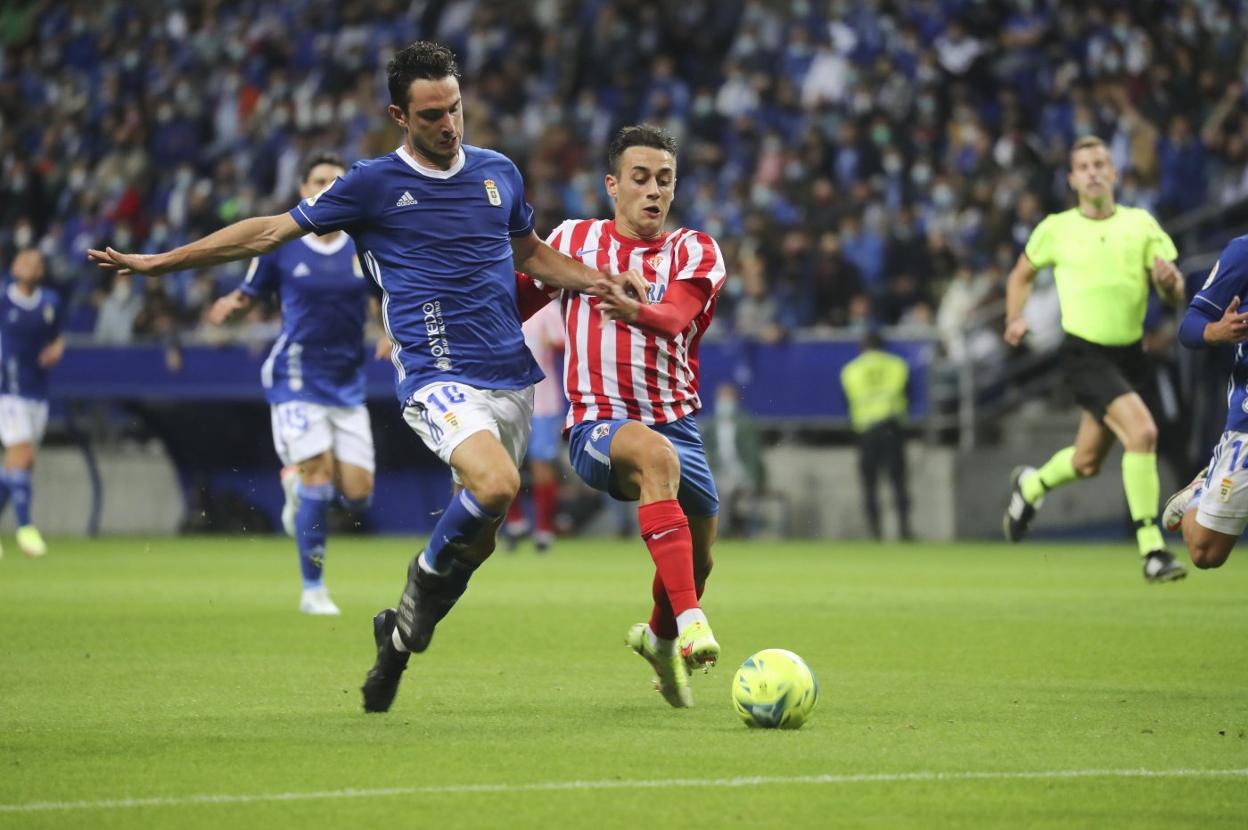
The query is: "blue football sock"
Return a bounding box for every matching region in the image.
[0,472,11,519]
[295,482,334,589]
[421,489,501,575]
[7,469,32,527]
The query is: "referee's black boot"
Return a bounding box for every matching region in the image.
[1143,549,1187,583]
[1003,465,1041,542]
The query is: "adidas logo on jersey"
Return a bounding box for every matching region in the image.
[293,262,311,277]
[396,191,418,207]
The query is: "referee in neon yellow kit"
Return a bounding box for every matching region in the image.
[1002,135,1188,582]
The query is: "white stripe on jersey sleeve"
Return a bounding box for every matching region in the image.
[675,231,727,298]
[243,258,260,285]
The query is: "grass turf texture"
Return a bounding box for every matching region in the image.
[1,537,1246,829]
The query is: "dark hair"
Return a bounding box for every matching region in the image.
[607,124,678,175]
[862,329,884,351]
[387,41,461,108]
[300,151,346,183]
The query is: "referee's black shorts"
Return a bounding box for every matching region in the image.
[1057,334,1150,419]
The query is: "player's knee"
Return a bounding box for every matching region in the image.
[339,490,373,512]
[1126,423,1158,453]
[341,476,375,503]
[471,468,521,512]
[640,437,681,484]
[299,455,334,485]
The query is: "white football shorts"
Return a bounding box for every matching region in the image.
[270,401,375,472]
[0,394,48,448]
[1196,428,1248,536]
[402,381,534,482]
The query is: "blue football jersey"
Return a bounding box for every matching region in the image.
[288,144,542,406]
[240,234,369,407]
[0,283,62,401]
[1189,234,1248,432]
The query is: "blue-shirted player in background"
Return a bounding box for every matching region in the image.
[209,151,390,616]
[0,249,65,558]
[1163,235,1248,569]
[89,42,644,713]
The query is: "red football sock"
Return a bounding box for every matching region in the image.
[505,497,525,527]
[649,573,706,641]
[533,481,558,534]
[639,500,697,621]
[649,573,678,640]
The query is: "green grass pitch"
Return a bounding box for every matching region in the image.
[1,537,1246,829]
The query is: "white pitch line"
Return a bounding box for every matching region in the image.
[2,768,1246,814]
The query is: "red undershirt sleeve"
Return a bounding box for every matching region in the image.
[632,279,712,338]
[515,272,555,322]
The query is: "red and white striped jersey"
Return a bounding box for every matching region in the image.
[543,218,727,429]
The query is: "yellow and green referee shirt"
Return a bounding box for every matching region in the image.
[840,349,909,433]
[1023,206,1177,346]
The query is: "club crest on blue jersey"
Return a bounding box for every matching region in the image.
[484,179,501,206]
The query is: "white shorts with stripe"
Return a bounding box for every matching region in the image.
[1196,429,1248,536]
[402,381,533,483]
[270,401,375,472]
[0,395,48,448]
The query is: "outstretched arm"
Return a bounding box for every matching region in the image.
[599,279,712,339]
[1003,253,1039,346]
[89,214,304,276]
[511,231,648,299]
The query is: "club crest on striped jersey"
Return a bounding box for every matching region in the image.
[645,252,664,270]
[484,179,502,206]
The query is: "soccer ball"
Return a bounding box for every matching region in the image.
[731,648,818,729]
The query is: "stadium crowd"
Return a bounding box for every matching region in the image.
[4,0,1248,353]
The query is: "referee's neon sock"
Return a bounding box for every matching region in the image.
[1122,451,1165,555]
[1022,446,1078,504]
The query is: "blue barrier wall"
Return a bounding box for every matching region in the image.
[52,339,932,419]
[50,338,932,533]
